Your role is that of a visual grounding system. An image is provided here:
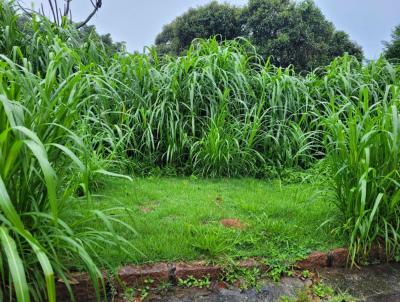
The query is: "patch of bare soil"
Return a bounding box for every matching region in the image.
[220,218,247,230]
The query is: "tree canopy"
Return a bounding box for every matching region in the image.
[155,0,363,71]
[384,24,400,62]
[155,1,242,56]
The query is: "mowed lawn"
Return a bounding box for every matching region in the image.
[74,177,343,267]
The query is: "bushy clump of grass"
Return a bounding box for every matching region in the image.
[0,2,135,301]
[322,86,400,263]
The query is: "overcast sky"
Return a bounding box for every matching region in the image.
[26,0,400,59]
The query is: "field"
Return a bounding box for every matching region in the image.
[0,1,399,301]
[79,177,341,266]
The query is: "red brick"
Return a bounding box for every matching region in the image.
[118,263,171,287]
[175,261,222,280]
[331,248,349,267]
[296,252,328,269]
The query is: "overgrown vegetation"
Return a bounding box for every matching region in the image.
[0,0,399,300]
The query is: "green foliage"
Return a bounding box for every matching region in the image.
[282,284,354,302]
[155,0,363,72]
[301,270,310,279]
[243,0,363,71]
[322,84,400,263]
[178,275,211,289]
[384,24,400,62]
[223,265,261,290]
[313,282,334,299]
[156,1,241,56]
[0,0,399,300]
[0,1,134,301]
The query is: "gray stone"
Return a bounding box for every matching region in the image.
[115,263,400,302]
[155,277,305,302]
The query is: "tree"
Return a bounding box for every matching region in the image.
[242,0,363,71]
[155,1,242,55]
[19,0,102,29]
[383,24,400,61]
[155,0,363,72]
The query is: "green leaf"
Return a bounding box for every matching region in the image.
[0,227,30,302]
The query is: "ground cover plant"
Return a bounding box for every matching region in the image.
[0,0,399,300]
[79,177,341,265]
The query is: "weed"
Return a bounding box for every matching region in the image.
[178,275,211,289]
[302,270,311,279]
[313,282,334,299]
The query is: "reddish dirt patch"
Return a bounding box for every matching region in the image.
[140,207,154,214]
[220,218,247,230]
[139,200,160,214]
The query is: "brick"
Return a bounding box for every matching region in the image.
[175,261,222,280]
[118,263,172,287]
[296,252,328,270]
[330,248,349,267]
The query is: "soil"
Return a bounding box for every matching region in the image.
[220,218,247,230]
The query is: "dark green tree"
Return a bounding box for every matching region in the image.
[242,0,363,71]
[155,0,363,71]
[155,1,242,55]
[383,25,400,61]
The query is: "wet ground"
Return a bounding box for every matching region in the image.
[144,263,400,302]
[152,278,306,302]
[321,263,400,302]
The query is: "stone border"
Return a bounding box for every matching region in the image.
[56,248,350,301]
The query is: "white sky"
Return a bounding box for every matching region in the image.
[26,0,400,59]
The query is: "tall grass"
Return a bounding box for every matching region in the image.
[0,0,399,300]
[0,2,135,301]
[323,86,400,262]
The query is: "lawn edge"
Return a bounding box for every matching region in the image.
[56,248,355,301]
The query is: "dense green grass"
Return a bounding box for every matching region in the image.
[76,177,342,266]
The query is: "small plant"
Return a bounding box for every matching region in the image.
[296,287,313,302]
[239,268,261,291]
[264,253,297,282]
[327,293,355,302]
[313,282,334,299]
[178,275,211,289]
[302,270,311,279]
[280,296,295,302]
[222,263,261,291]
[122,287,136,302]
[138,278,154,300]
[156,281,173,293]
